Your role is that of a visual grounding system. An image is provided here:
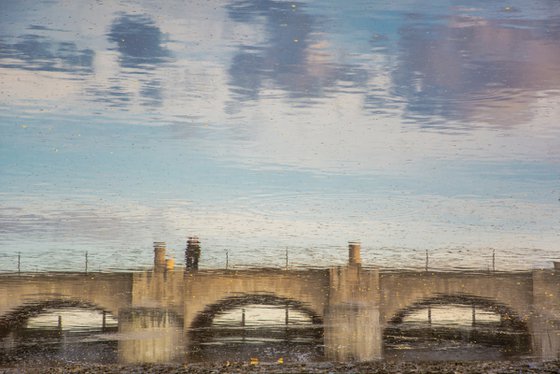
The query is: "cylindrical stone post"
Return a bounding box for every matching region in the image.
[154,242,166,271]
[554,261,560,270]
[165,258,175,271]
[348,241,361,266]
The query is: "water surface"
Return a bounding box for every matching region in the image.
[0,1,559,271]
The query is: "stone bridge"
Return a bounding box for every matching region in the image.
[0,272,132,323]
[0,244,559,363]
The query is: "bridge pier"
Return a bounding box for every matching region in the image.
[324,266,382,361]
[118,308,183,364]
[530,270,560,360]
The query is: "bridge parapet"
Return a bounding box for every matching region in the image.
[131,270,185,316]
[0,273,133,330]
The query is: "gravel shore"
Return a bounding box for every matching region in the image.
[1,361,560,373]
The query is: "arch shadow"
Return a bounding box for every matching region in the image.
[0,298,115,336]
[190,293,323,330]
[384,293,532,359]
[388,294,528,329]
[188,293,324,362]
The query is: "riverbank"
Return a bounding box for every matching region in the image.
[2,361,560,373]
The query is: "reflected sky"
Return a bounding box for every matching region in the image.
[0,34,94,73]
[108,14,172,69]
[0,0,559,270]
[393,11,560,128]
[226,0,367,103]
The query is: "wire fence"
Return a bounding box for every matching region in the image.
[0,245,557,274]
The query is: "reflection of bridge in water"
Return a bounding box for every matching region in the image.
[1,242,559,363]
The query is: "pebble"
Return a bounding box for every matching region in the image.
[1,361,560,374]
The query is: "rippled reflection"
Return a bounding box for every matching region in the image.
[385,300,531,361]
[1,307,118,365]
[190,303,323,362]
[226,0,367,105]
[0,34,94,73]
[0,1,559,293]
[393,11,560,128]
[108,14,172,70]
[1,261,559,365]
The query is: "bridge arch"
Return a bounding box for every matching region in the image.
[0,298,118,334]
[182,269,330,335]
[187,293,324,362]
[0,273,132,328]
[387,294,528,328]
[383,294,532,359]
[189,293,323,329]
[378,271,534,325]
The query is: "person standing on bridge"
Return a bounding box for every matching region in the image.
[186,236,201,271]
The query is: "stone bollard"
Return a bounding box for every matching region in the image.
[348,241,362,266]
[165,258,175,271]
[554,261,560,270]
[154,242,166,271]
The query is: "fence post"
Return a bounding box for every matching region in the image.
[425,249,429,272]
[17,252,21,274]
[85,251,88,274]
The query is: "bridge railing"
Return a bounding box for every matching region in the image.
[0,245,557,274]
[0,251,154,274]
